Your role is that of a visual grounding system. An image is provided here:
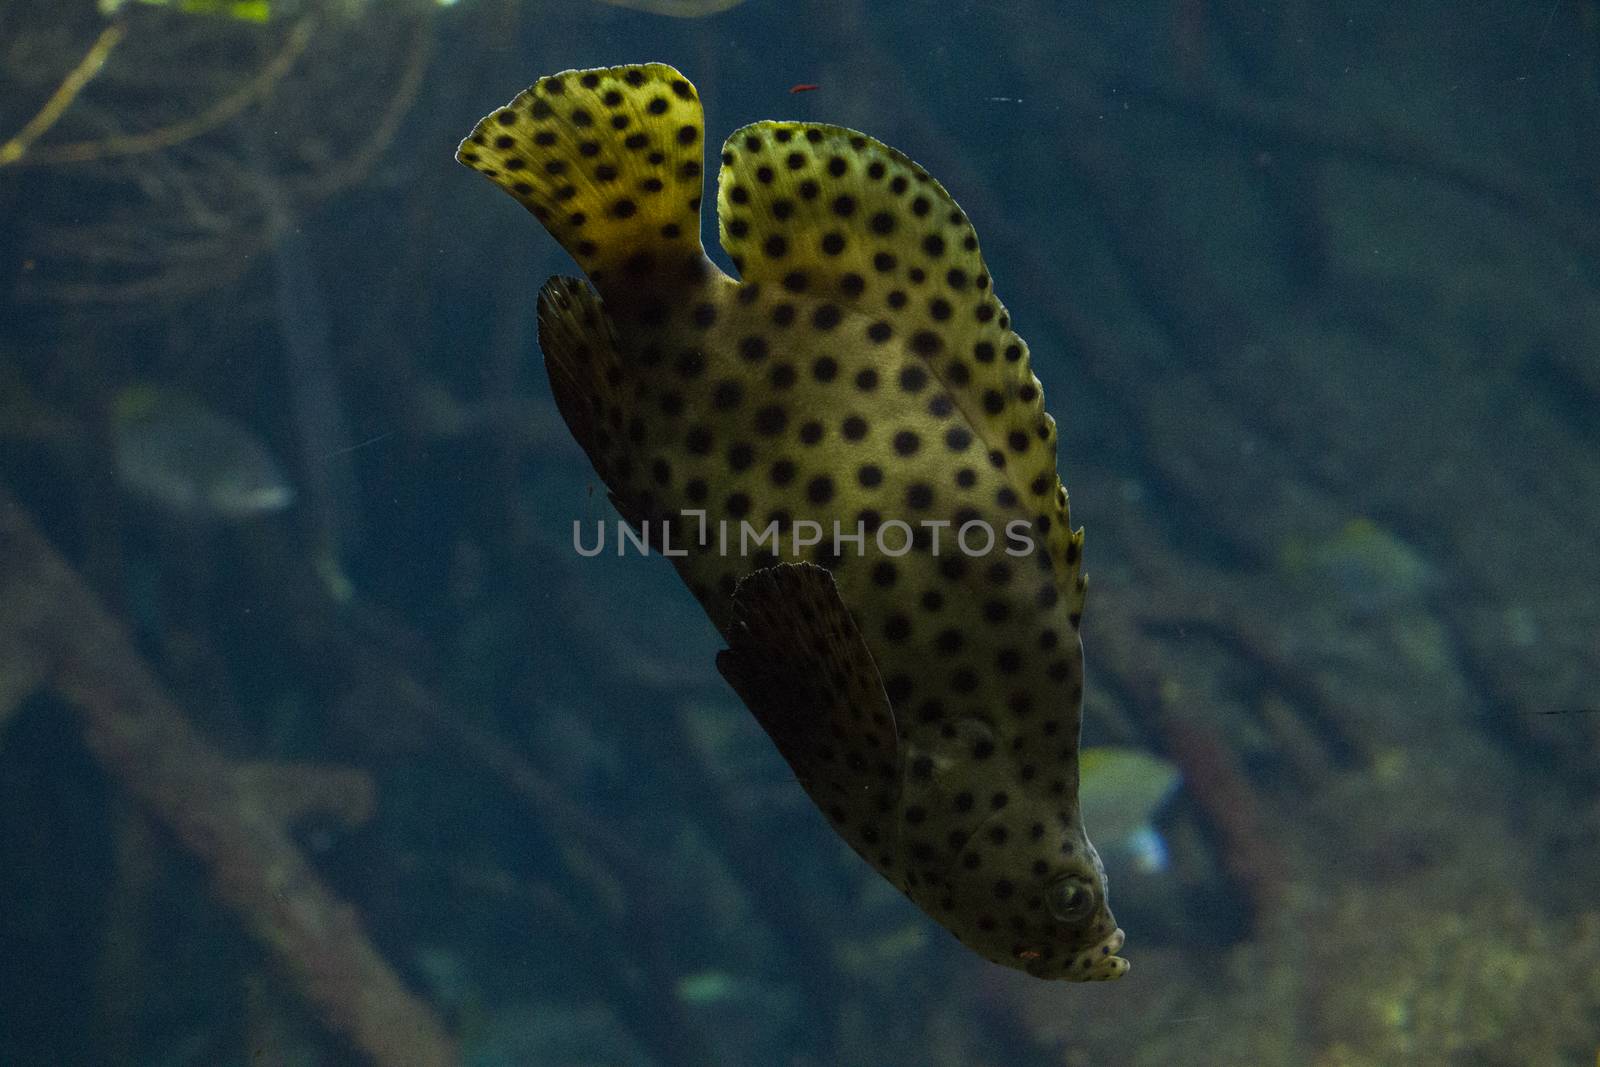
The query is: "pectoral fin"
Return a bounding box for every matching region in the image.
[716,562,903,874]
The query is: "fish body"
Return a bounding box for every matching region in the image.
[111,386,293,520]
[459,64,1125,980]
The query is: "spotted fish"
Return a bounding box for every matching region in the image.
[457,64,1127,981]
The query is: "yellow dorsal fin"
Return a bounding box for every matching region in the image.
[715,121,1083,612]
[458,63,707,291]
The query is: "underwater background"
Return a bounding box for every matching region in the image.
[2,0,1598,1064]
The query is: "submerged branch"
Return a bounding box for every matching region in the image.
[0,21,128,167]
[0,487,458,1067]
[6,17,315,168]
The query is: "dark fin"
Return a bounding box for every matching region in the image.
[715,121,1083,610]
[536,276,636,493]
[605,490,644,528]
[716,563,902,868]
[458,64,708,291]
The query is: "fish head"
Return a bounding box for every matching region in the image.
[1028,833,1127,981]
[931,808,1127,981]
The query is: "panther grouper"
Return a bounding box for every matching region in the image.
[457,64,1127,980]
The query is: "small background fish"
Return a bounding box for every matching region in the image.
[111,386,293,520]
[1275,517,1440,618]
[99,0,271,21]
[1078,746,1181,870]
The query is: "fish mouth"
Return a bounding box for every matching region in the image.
[1020,926,1129,980]
[1081,927,1130,980]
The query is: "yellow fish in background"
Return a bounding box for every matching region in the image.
[1078,747,1181,873]
[99,0,271,22]
[458,64,1126,980]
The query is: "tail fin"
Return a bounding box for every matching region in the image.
[457,64,707,290]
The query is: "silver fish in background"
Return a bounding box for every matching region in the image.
[111,386,293,521]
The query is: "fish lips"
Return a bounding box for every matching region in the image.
[1024,925,1129,981]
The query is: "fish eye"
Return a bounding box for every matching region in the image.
[1046,876,1096,923]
